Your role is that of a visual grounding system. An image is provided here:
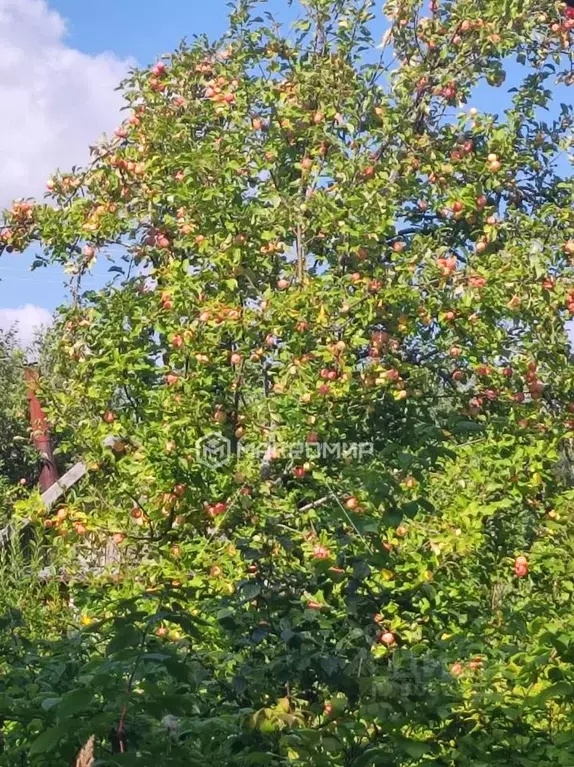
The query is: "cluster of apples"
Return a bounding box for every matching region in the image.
[81,202,118,235]
[204,501,228,519]
[485,152,502,173]
[109,154,146,177]
[144,229,170,250]
[0,228,13,245]
[204,75,239,105]
[149,61,167,92]
[450,656,483,677]
[9,201,34,223]
[44,506,88,536]
[437,256,457,276]
[197,305,242,324]
[523,362,544,400]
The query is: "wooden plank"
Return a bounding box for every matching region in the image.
[40,461,87,509]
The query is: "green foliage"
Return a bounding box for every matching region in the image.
[1,0,574,763]
[0,330,39,519]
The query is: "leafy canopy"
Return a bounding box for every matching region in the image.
[1,0,574,763]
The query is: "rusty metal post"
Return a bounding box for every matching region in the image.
[25,367,59,492]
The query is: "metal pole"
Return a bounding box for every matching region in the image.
[24,367,59,492]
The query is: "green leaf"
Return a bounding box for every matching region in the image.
[401,739,433,758]
[58,688,93,718]
[534,682,572,704]
[29,725,67,755]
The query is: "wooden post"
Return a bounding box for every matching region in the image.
[25,367,59,492]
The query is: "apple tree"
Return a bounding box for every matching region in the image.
[1,0,574,763]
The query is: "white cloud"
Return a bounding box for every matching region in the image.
[0,303,52,347]
[0,0,133,207]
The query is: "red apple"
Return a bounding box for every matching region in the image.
[379,631,395,646]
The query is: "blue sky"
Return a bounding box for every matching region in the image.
[51,0,287,60]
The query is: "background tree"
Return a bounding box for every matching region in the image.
[0,328,39,518]
[1,0,574,763]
